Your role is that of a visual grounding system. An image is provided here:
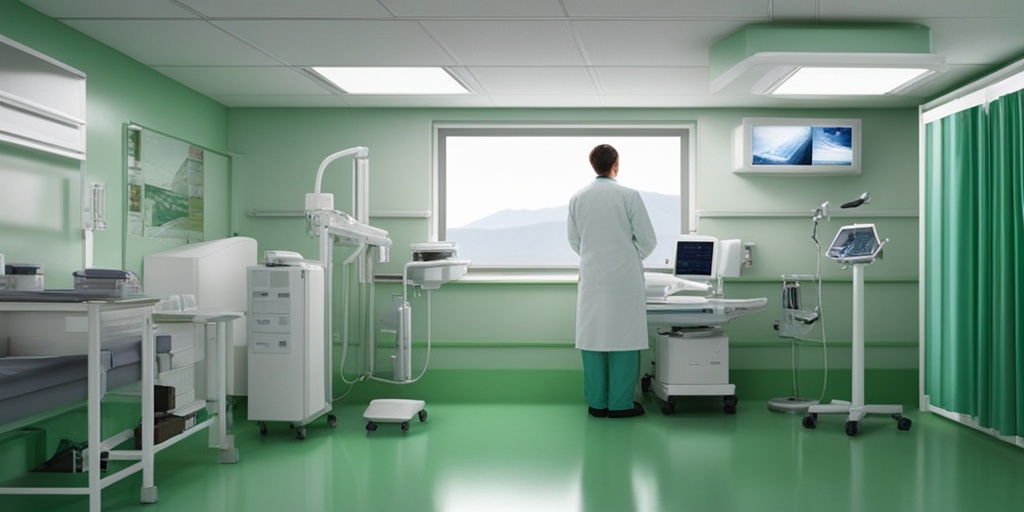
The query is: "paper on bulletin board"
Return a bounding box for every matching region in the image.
[126,125,204,241]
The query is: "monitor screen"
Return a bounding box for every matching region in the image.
[734,118,861,175]
[827,226,880,261]
[751,125,854,166]
[674,240,716,277]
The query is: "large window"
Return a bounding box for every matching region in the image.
[438,125,691,269]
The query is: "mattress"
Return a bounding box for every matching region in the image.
[0,334,171,426]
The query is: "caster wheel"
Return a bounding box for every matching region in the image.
[897,416,912,431]
[845,420,860,437]
[401,421,410,432]
[723,395,738,414]
[327,415,338,428]
[366,422,378,432]
[258,421,268,436]
[802,414,817,429]
[418,410,428,422]
[661,403,675,416]
[641,375,652,394]
[296,427,307,440]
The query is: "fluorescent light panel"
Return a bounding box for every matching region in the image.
[311,67,469,94]
[769,66,933,95]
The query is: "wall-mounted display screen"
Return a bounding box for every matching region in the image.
[734,118,861,175]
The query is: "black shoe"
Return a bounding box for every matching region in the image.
[588,407,609,418]
[608,402,645,418]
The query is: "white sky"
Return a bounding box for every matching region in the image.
[446,136,681,228]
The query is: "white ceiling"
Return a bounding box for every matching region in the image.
[20,0,1024,109]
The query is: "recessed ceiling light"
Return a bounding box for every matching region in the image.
[769,67,935,95]
[310,67,470,94]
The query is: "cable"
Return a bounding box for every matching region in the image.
[813,231,829,403]
[806,204,830,403]
[336,259,361,387]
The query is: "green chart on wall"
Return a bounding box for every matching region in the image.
[126,123,204,242]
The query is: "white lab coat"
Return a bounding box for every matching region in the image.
[567,177,657,351]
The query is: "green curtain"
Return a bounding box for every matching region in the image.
[925,92,1024,437]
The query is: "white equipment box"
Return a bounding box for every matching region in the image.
[646,327,738,415]
[655,329,730,386]
[247,264,334,439]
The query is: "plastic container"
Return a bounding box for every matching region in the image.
[73,268,143,297]
[1,264,44,291]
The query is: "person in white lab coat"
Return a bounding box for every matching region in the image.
[568,144,657,418]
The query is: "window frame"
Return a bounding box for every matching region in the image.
[434,122,695,275]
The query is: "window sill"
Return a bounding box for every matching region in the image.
[376,269,580,285]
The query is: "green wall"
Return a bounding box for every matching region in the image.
[0,1,229,285]
[0,0,920,407]
[228,107,920,403]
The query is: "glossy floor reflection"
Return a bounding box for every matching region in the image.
[4,398,1024,511]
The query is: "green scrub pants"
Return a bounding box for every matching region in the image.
[581,350,640,411]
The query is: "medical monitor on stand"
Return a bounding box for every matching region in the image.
[672,235,719,284]
[802,222,911,436]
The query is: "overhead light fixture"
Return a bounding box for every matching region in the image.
[310,67,470,95]
[709,25,947,96]
[769,67,933,96]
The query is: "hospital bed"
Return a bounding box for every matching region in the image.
[642,236,767,415]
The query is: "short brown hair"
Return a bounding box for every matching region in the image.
[589,144,618,176]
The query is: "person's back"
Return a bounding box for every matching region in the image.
[567,144,656,418]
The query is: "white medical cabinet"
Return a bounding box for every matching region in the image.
[247,263,335,439]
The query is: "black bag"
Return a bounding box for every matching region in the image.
[32,439,87,473]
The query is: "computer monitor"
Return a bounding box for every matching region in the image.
[672,235,719,282]
[827,224,883,265]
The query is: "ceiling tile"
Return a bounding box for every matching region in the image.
[574,20,749,66]
[486,94,604,107]
[21,0,196,18]
[381,0,567,18]
[561,0,768,18]
[468,67,597,95]
[340,94,497,108]
[593,67,709,95]
[766,0,823,22]
[601,95,714,107]
[420,20,585,66]
[15,0,1024,109]
[179,0,393,18]
[214,20,454,66]
[818,0,1024,18]
[60,19,279,66]
[151,66,334,96]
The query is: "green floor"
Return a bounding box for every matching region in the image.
[3,396,1024,512]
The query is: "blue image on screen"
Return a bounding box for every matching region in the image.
[811,127,853,165]
[751,126,813,166]
[751,124,854,167]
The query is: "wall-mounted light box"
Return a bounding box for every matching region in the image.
[733,117,861,176]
